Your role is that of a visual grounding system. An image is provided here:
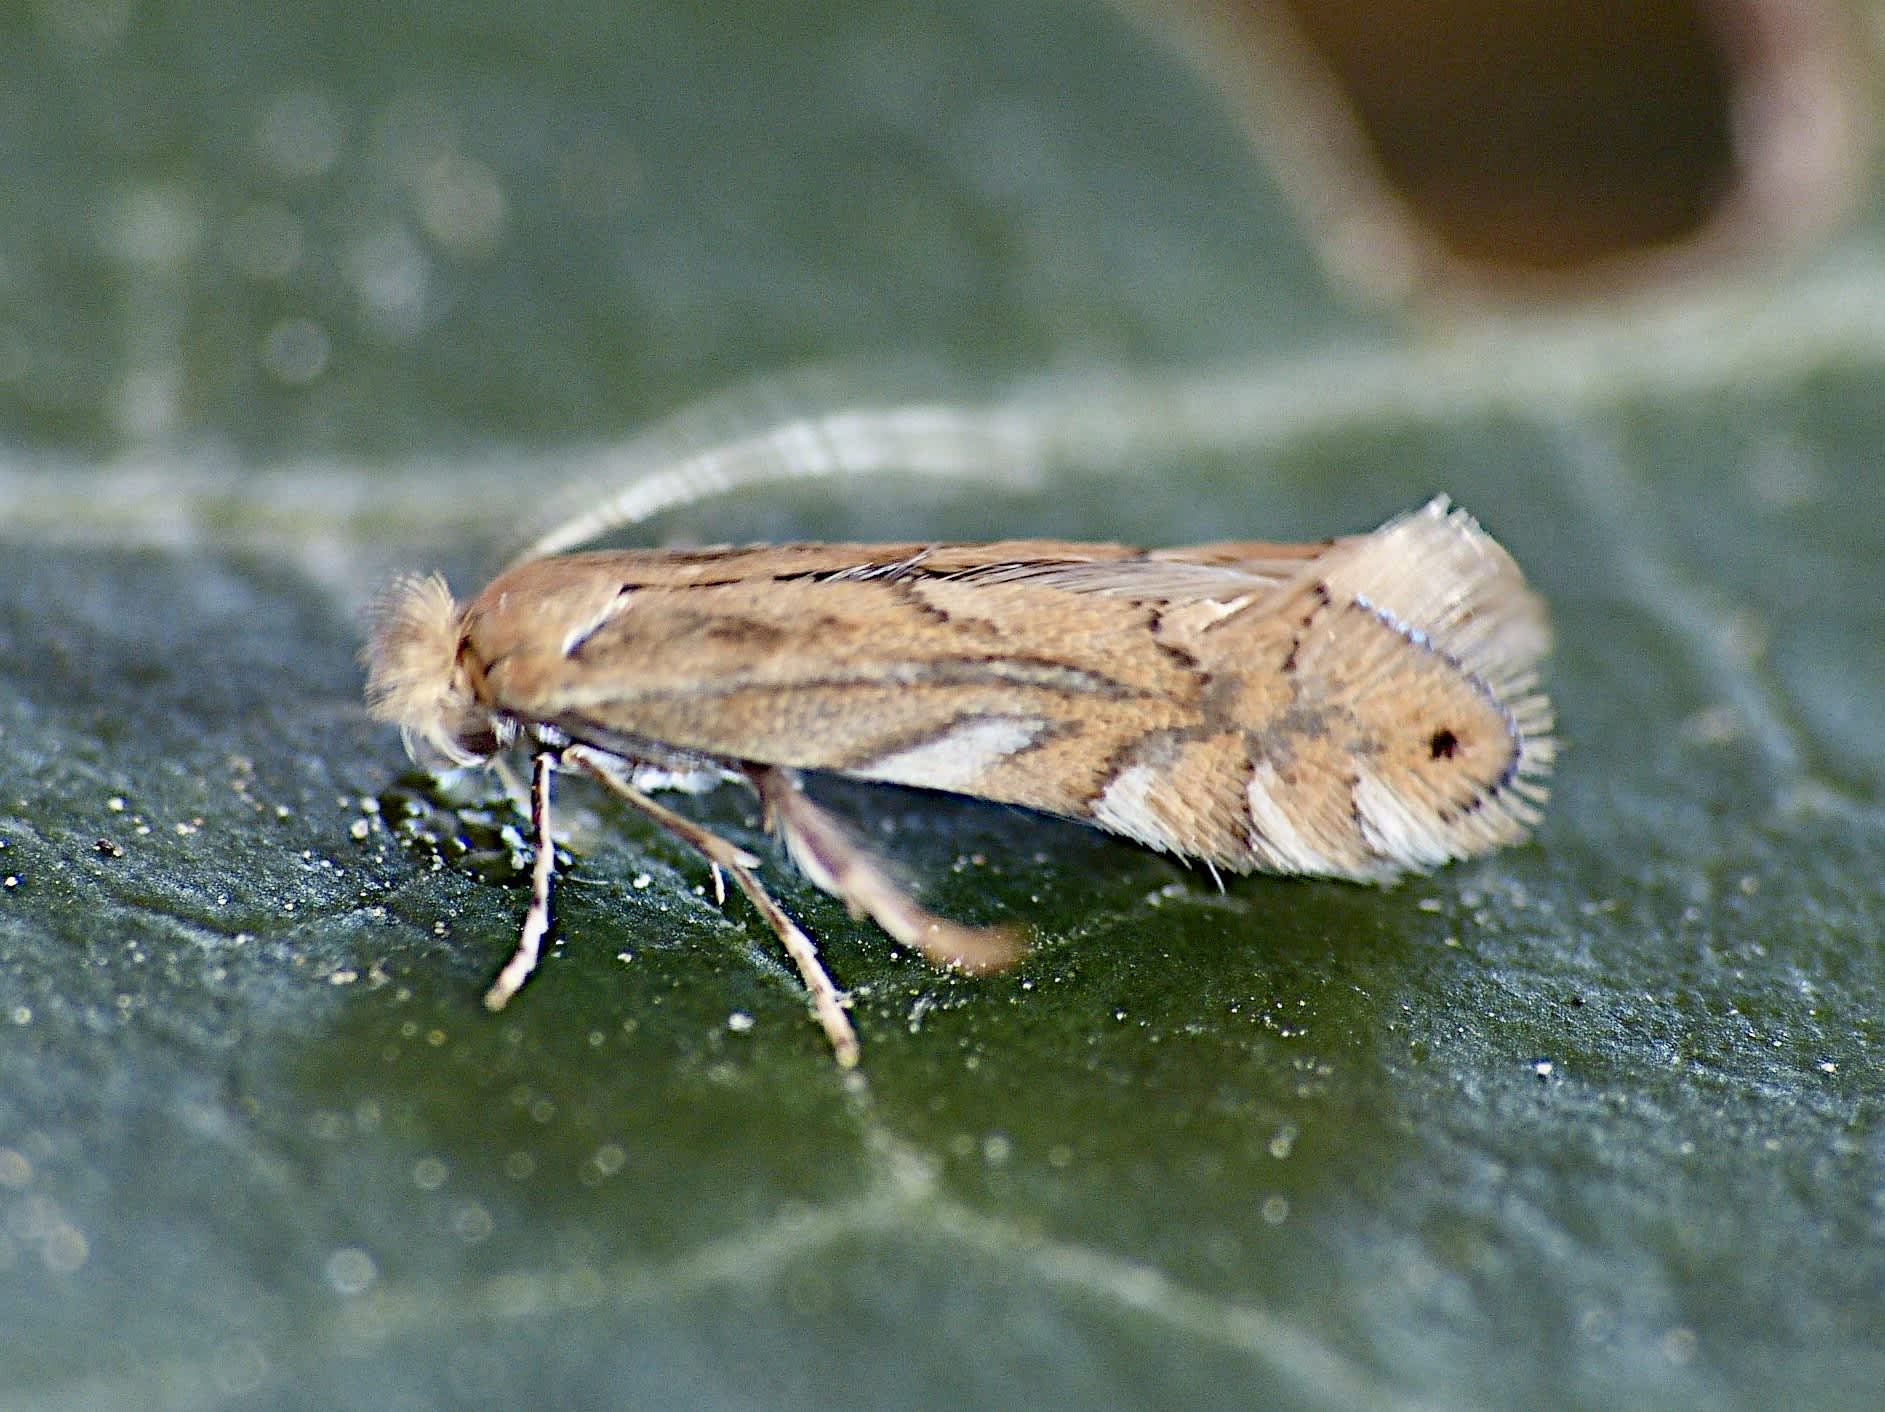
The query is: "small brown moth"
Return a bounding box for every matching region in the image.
[365,496,1553,1065]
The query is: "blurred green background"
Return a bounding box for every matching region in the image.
[1,2,1882,1408]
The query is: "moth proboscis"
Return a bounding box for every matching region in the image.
[364,496,1554,1067]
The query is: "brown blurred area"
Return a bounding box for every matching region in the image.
[1158,0,1867,295]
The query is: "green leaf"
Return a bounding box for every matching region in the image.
[1,3,1880,1409]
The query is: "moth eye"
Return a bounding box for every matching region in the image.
[1428,727,1461,760]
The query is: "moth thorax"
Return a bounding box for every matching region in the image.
[363,573,498,770]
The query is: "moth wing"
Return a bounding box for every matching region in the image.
[1251,497,1555,875]
[937,555,1296,601]
[1315,497,1552,700]
[466,563,1198,818]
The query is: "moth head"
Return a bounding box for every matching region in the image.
[363,574,500,771]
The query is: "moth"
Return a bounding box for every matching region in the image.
[364,496,1553,1066]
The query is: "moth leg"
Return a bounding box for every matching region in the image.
[488,753,532,818]
[484,751,559,1012]
[748,765,1023,975]
[561,745,759,872]
[563,744,860,1069]
[712,852,861,1071]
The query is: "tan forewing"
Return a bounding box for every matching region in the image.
[462,557,1216,821]
[451,501,1553,882]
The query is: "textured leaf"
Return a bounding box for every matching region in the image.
[1,3,1880,1410]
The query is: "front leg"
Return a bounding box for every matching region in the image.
[484,750,560,1011]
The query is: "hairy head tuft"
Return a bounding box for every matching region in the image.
[362,574,490,769]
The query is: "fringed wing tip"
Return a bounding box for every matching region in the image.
[1324,498,1558,870]
[1375,496,1553,679]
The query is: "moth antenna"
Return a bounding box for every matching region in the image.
[510,398,1043,563]
[362,574,487,770]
